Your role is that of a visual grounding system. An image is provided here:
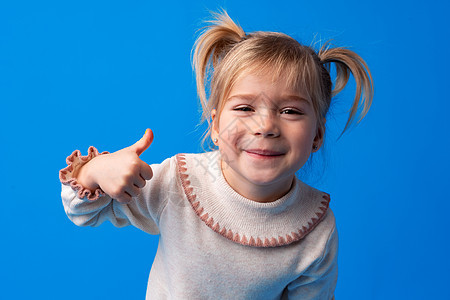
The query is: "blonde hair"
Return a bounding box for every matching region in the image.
[192,10,374,146]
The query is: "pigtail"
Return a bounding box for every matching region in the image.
[192,10,245,123]
[318,43,374,134]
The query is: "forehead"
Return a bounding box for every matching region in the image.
[238,54,313,88]
[227,71,310,102]
[233,72,293,90]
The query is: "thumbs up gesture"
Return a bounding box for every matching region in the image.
[77,129,154,203]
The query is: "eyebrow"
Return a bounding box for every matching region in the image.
[228,94,311,104]
[283,95,311,103]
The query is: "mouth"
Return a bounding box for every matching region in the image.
[244,149,285,159]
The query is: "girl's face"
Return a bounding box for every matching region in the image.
[211,73,323,203]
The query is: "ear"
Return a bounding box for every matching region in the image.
[211,109,219,143]
[312,119,326,152]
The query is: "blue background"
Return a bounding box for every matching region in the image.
[1,0,449,299]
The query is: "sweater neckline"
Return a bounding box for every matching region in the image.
[215,159,299,211]
[176,151,330,248]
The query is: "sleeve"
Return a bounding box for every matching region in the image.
[60,147,178,235]
[282,222,338,300]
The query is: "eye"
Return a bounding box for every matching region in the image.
[233,105,254,112]
[280,108,303,115]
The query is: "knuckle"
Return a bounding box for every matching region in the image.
[143,169,153,180]
[127,163,140,175]
[129,157,140,168]
[111,187,124,198]
[128,188,136,196]
[123,172,133,181]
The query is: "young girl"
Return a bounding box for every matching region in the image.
[60,10,373,299]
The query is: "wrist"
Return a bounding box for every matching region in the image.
[75,158,100,192]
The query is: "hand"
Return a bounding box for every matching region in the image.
[77,129,154,203]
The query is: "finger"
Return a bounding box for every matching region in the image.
[125,184,141,198]
[133,175,146,189]
[129,129,154,156]
[140,163,153,181]
[115,192,132,204]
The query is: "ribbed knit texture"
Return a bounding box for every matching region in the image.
[176,152,330,247]
[61,149,338,299]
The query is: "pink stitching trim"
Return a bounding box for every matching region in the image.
[59,146,109,201]
[176,154,331,248]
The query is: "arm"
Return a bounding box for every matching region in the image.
[59,129,172,234]
[282,224,338,300]
[72,129,154,204]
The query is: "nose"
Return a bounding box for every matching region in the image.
[252,109,280,138]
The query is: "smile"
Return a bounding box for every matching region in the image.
[244,149,285,159]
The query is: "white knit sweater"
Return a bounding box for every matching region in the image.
[60,149,338,299]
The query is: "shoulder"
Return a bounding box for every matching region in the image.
[149,154,177,177]
[314,208,337,244]
[291,178,334,235]
[150,151,209,174]
[149,151,218,191]
[174,151,221,181]
[291,178,337,248]
[175,151,218,166]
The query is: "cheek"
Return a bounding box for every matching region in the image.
[290,125,317,149]
[218,117,247,143]
[305,121,319,142]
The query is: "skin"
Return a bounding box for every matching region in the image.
[211,73,324,203]
[77,129,154,203]
[76,74,324,204]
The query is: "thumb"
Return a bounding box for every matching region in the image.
[130,128,154,156]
